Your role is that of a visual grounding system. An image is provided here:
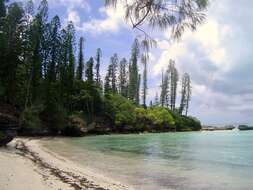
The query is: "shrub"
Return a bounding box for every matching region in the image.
[146,107,175,127]
[20,104,44,135]
[173,114,201,131]
[41,104,67,134]
[104,94,136,128]
[135,107,147,119]
[135,106,175,130]
[0,131,5,140]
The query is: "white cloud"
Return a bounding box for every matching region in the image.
[48,0,91,11]
[43,0,90,28]
[153,18,232,76]
[66,9,80,25]
[78,3,127,34]
[209,48,226,67]
[153,41,187,75]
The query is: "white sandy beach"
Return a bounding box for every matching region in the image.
[0,138,130,190]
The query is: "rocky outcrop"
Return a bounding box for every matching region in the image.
[62,115,88,137]
[0,130,17,146]
[0,103,19,146]
[238,125,253,131]
[201,125,235,131]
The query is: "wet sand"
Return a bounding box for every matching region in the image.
[0,138,130,190]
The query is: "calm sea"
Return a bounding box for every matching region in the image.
[42,131,253,190]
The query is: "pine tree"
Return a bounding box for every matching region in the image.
[66,22,75,86]
[61,21,75,109]
[185,74,191,116]
[30,0,48,102]
[128,39,139,102]
[169,60,178,111]
[44,15,61,120]
[136,74,141,105]
[118,58,128,97]
[159,60,178,111]
[0,2,24,104]
[76,36,84,80]
[141,54,148,108]
[0,0,6,69]
[104,54,118,94]
[104,64,112,94]
[111,53,118,93]
[22,0,35,107]
[179,73,189,115]
[47,15,61,83]
[59,21,75,111]
[0,0,6,17]
[58,28,68,103]
[105,0,208,41]
[85,57,94,83]
[160,69,169,107]
[95,48,102,85]
[154,92,159,106]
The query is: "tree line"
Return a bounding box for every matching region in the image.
[158,60,191,116]
[0,0,198,135]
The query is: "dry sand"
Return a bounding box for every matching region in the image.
[0,138,131,190]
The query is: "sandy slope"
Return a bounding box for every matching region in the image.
[0,138,130,190]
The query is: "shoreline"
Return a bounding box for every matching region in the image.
[0,138,130,190]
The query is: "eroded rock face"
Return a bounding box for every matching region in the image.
[0,130,17,146]
[62,115,88,137]
[0,103,19,146]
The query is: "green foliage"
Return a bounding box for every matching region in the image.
[135,107,175,130]
[171,112,201,131]
[104,54,118,94]
[160,60,178,110]
[146,107,175,126]
[104,64,113,94]
[0,2,24,104]
[20,104,44,133]
[104,94,136,128]
[95,48,102,84]
[105,0,208,40]
[41,103,67,134]
[71,80,102,122]
[76,37,84,80]
[0,131,5,140]
[141,55,147,107]
[0,0,6,17]
[41,83,67,133]
[85,57,94,83]
[179,73,191,115]
[128,39,139,103]
[118,58,128,97]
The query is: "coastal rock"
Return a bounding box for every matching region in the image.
[201,125,235,131]
[238,125,253,131]
[87,122,111,134]
[0,130,17,146]
[63,115,88,136]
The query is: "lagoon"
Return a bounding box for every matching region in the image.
[43,131,253,190]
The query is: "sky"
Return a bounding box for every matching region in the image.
[20,0,253,125]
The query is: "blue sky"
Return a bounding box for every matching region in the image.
[19,0,253,125]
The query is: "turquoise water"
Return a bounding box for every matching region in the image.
[43,131,253,190]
